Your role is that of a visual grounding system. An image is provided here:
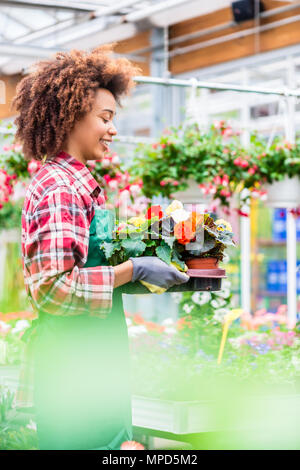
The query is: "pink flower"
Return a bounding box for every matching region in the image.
[87,160,96,169]
[172,180,179,186]
[103,174,111,184]
[222,127,233,138]
[152,143,158,149]
[160,181,167,186]
[213,176,222,186]
[160,143,166,149]
[220,189,231,197]
[222,174,229,186]
[120,440,145,450]
[248,168,255,175]
[234,157,242,167]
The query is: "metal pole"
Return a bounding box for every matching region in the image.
[134,75,300,97]
[286,56,298,326]
[240,68,251,315]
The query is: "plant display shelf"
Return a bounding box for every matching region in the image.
[132,391,300,438]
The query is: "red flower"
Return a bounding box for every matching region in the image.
[235,208,249,217]
[174,220,196,245]
[145,205,163,220]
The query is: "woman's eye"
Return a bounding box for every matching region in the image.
[102,118,109,123]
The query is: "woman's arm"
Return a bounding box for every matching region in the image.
[113,260,133,288]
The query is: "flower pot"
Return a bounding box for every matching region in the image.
[185,257,219,270]
[264,176,300,208]
[172,179,213,207]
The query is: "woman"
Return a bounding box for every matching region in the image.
[12,44,189,450]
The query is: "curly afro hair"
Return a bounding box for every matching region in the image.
[11,43,141,161]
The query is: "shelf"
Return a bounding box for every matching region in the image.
[259,290,287,297]
[257,239,286,247]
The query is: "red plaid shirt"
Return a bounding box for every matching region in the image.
[15,151,115,409]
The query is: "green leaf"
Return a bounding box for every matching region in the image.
[121,239,146,257]
[171,251,185,270]
[163,236,175,249]
[100,241,120,259]
[155,243,171,265]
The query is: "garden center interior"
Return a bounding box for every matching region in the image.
[0,0,300,451]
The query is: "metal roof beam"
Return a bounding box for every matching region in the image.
[0,0,100,12]
[0,42,66,58]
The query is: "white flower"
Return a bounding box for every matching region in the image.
[211,298,227,309]
[222,279,232,290]
[192,291,211,305]
[11,319,30,334]
[0,320,11,334]
[291,355,300,370]
[164,327,177,336]
[171,209,191,224]
[228,337,241,349]
[108,179,118,191]
[182,303,194,314]
[0,340,7,364]
[170,292,183,304]
[215,288,231,299]
[26,419,37,431]
[127,325,148,337]
[162,317,174,326]
[213,308,230,322]
[101,158,111,168]
[129,184,141,197]
[165,200,183,215]
[221,253,230,264]
[112,155,120,165]
[119,189,130,201]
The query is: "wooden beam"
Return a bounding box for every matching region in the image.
[169,4,300,74]
[114,30,151,76]
[0,74,21,120]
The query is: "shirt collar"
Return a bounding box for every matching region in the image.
[50,151,102,198]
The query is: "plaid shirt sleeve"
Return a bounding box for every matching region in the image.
[23,184,115,319]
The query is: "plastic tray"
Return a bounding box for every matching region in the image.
[120,268,226,294]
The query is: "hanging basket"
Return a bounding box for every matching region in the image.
[172,179,213,207]
[264,176,300,208]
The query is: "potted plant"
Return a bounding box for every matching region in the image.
[243,135,300,208]
[95,200,235,294]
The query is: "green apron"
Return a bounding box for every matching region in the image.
[32,208,133,450]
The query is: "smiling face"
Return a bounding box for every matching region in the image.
[63,87,117,165]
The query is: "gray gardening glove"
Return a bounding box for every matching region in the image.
[129,256,190,289]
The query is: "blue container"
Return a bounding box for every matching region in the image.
[273,209,300,241]
[267,260,300,294]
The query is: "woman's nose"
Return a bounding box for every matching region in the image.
[109,122,117,136]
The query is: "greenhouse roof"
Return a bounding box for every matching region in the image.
[0,0,234,74]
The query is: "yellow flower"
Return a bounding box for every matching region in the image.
[128,216,146,227]
[165,200,183,216]
[215,219,232,232]
[235,182,244,193]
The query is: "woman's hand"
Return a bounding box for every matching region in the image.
[129,256,190,289]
